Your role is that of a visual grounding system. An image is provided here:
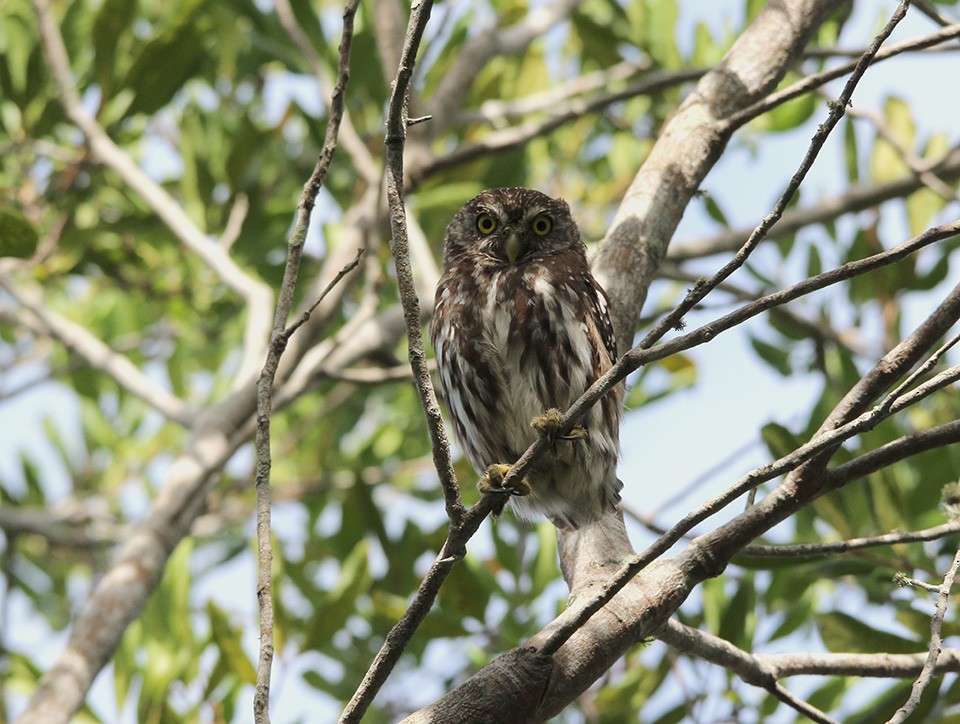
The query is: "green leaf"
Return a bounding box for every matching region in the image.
[123,4,207,116]
[207,600,257,685]
[754,74,816,132]
[760,422,799,459]
[530,522,560,597]
[306,540,371,646]
[870,96,914,184]
[816,612,921,654]
[637,0,681,69]
[844,117,859,184]
[93,0,137,96]
[702,193,729,226]
[0,204,39,258]
[750,336,791,376]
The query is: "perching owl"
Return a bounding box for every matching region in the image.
[431,187,623,529]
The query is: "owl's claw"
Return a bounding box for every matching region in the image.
[531,408,589,445]
[478,464,531,497]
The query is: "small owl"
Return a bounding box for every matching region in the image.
[431,187,623,529]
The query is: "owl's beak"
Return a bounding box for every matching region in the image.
[505,230,522,263]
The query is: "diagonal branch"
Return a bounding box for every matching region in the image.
[0,275,194,426]
[668,145,960,261]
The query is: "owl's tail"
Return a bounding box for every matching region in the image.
[555,506,632,591]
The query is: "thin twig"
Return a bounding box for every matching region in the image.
[742,520,960,558]
[669,145,960,261]
[412,68,704,185]
[720,20,960,133]
[888,547,960,723]
[911,0,956,28]
[253,2,361,722]
[339,1,470,720]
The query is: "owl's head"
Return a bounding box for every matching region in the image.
[442,187,583,266]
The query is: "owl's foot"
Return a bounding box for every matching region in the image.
[478,464,531,497]
[531,408,589,444]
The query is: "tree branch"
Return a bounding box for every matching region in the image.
[668,145,960,261]
[0,275,194,426]
[252,1,362,719]
[888,546,960,723]
[32,0,275,388]
[425,0,580,135]
[742,519,960,559]
[658,620,839,724]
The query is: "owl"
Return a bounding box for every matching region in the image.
[431,187,623,529]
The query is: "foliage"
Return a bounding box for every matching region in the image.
[1,0,960,721]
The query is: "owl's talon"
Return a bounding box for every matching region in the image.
[559,425,589,442]
[531,409,589,445]
[478,464,531,497]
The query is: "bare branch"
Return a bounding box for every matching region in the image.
[254,248,363,723]
[888,547,960,723]
[668,145,960,261]
[455,61,644,126]
[0,504,119,549]
[743,519,960,558]
[914,0,957,26]
[252,1,362,719]
[658,620,839,724]
[219,193,249,251]
[0,276,194,426]
[411,68,704,185]
[340,2,483,719]
[720,21,960,134]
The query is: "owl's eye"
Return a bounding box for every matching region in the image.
[476,213,498,235]
[531,214,552,236]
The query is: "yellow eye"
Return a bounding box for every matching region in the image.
[531,214,552,236]
[476,212,497,235]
